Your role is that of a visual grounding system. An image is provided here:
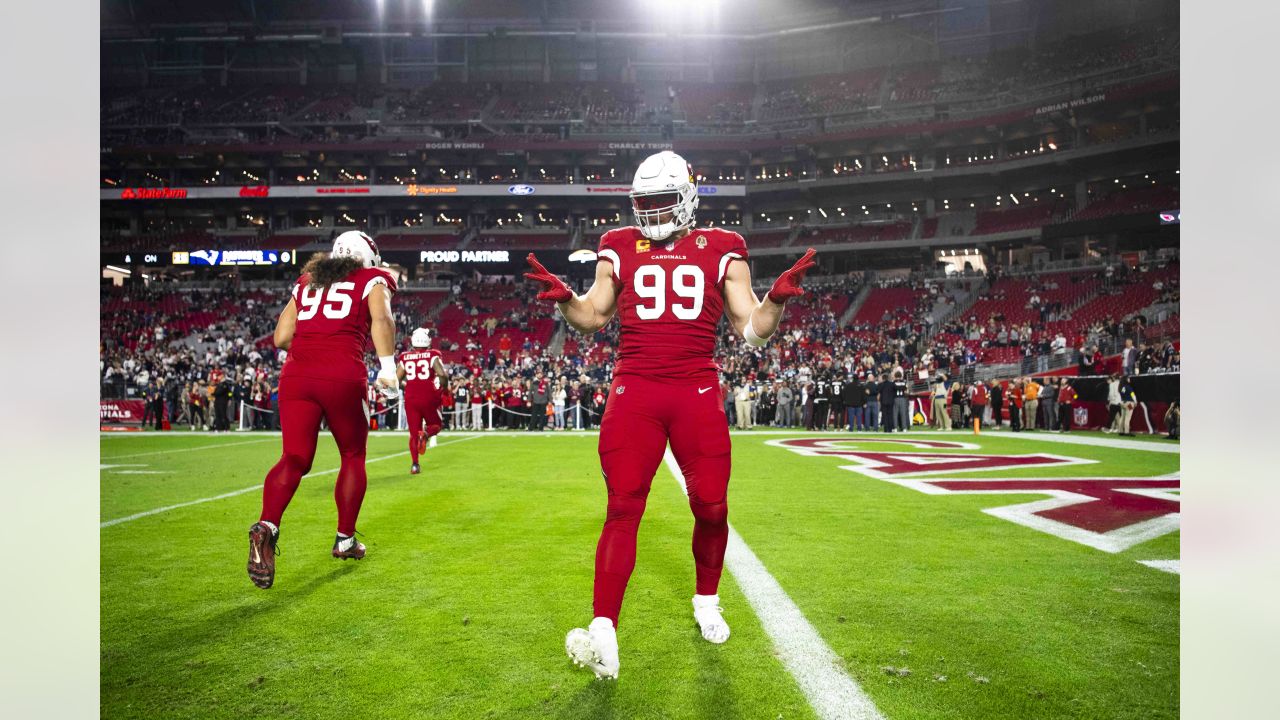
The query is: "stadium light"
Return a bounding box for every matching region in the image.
[1010,194,1019,205]
[818,208,827,218]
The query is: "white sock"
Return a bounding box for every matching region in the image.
[261,520,279,537]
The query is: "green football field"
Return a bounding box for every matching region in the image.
[100,428,1179,720]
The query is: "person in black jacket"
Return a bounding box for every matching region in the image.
[828,375,844,431]
[864,376,881,431]
[212,379,233,432]
[813,375,830,430]
[893,371,911,432]
[878,373,897,432]
[842,377,866,431]
[990,381,1005,428]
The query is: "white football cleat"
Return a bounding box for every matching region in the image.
[693,594,731,644]
[428,435,438,448]
[565,616,619,679]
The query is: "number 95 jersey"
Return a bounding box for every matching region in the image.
[597,226,747,382]
[282,266,398,383]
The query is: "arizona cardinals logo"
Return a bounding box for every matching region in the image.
[769,437,1180,554]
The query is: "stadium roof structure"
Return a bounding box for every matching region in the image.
[101,0,1027,44]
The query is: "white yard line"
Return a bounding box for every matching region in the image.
[101,438,276,459]
[1138,560,1181,575]
[966,430,1180,454]
[662,449,886,720]
[100,435,485,529]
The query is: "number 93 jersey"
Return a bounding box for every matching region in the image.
[597,226,748,382]
[400,348,443,400]
[282,266,397,383]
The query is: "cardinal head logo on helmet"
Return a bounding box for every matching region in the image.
[331,230,381,268]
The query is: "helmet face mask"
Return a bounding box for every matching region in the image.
[630,151,699,241]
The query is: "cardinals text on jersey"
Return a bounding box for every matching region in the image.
[597,226,747,382]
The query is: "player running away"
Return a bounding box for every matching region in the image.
[246,231,400,590]
[524,150,817,679]
[399,327,448,474]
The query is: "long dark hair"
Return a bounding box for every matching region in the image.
[301,253,362,288]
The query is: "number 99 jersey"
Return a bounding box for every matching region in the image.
[597,226,748,383]
[282,266,398,383]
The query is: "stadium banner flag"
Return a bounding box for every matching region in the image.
[100,400,147,424]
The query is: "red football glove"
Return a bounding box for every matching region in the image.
[523,253,574,304]
[766,247,817,304]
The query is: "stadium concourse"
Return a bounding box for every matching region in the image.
[100,257,1179,435]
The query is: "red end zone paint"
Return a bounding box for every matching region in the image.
[769,436,1177,553]
[929,479,1180,533]
[811,451,1072,476]
[769,437,1090,478]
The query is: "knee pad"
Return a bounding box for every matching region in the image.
[605,493,647,525]
[689,499,727,526]
[282,453,313,477]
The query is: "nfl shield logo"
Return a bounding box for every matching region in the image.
[696,236,708,249]
[1073,407,1089,428]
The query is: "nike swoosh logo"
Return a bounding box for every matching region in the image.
[698,387,713,394]
[252,545,261,564]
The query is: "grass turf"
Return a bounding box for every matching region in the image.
[101,430,1178,719]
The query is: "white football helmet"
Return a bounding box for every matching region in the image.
[331,230,381,268]
[630,151,699,241]
[411,328,432,348]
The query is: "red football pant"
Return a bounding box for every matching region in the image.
[259,375,369,535]
[405,392,443,463]
[593,375,731,626]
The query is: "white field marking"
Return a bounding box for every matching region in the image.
[101,438,276,459]
[959,430,1180,454]
[100,464,168,475]
[1138,560,1180,574]
[662,448,885,720]
[767,438,1180,554]
[764,438,1097,480]
[856,474,1180,554]
[100,435,486,529]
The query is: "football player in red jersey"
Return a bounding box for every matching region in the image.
[525,150,817,678]
[398,327,448,474]
[246,231,400,590]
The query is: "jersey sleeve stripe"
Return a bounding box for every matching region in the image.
[362,275,389,300]
[597,248,621,280]
[717,251,744,284]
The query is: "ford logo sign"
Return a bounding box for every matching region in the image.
[508,184,536,195]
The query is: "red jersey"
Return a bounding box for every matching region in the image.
[597,226,748,382]
[401,348,443,398]
[282,266,397,383]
